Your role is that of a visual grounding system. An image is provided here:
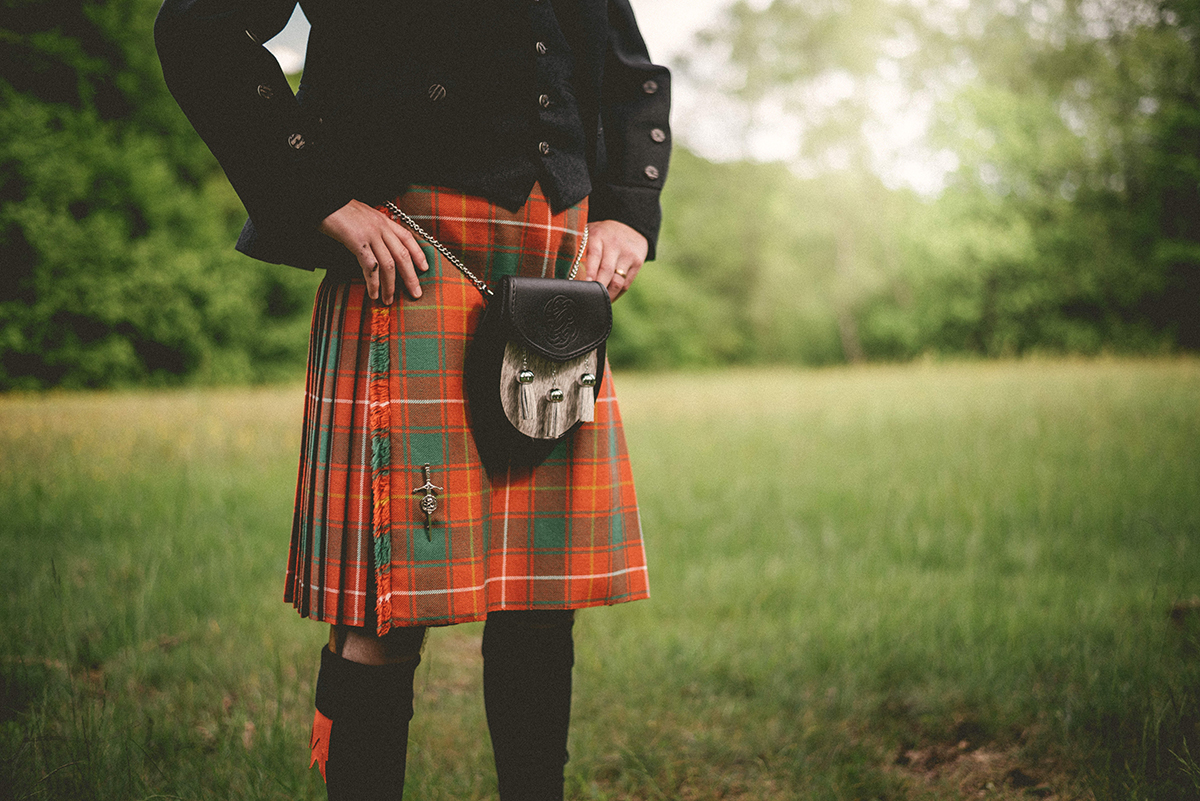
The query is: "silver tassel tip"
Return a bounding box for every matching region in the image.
[548,387,564,434]
[518,369,535,420]
[579,373,596,423]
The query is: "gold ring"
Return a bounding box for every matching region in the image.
[616,269,627,277]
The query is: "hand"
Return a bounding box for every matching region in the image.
[583,220,648,302]
[318,200,429,304]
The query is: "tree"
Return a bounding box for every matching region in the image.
[0,0,318,390]
[610,147,917,368]
[678,0,924,360]
[911,0,1200,354]
[683,0,1200,358]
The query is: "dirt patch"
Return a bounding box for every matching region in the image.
[891,736,1089,800]
[1169,596,1200,626]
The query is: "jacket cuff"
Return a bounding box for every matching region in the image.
[588,184,663,261]
[270,153,355,236]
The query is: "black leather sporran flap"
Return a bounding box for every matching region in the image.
[498,276,612,361]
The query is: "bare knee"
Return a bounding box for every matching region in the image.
[330,625,426,665]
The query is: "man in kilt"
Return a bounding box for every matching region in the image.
[155,1,670,798]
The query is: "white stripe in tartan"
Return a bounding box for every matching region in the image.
[374,565,650,599]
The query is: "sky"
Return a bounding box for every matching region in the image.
[265,0,951,193]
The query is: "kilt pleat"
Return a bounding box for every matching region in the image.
[285,185,649,632]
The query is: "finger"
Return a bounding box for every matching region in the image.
[370,240,397,306]
[607,263,627,301]
[382,228,423,300]
[596,245,622,288]
[357,247,381,302]
[612,262,641,301]
[584,235,604,282]
[392,225,429,273]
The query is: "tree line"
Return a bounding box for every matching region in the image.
[1,0,318,390]
[2,0,1197,388]
[619,0,1200,367]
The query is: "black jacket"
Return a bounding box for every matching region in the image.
[154,0,671,270]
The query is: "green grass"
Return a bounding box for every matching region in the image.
[2,359,1198,800]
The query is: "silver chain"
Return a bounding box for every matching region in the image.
[385,201,589,299]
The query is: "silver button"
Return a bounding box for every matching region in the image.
[536,41,547,55]
[650,128,666,143]
[257,84,274,100]
[288,133,306,150]
[644,165,660,180]
[539,93,552,109]
[428,83,447,101]
[642,80,658,94]
[538,141,551,155]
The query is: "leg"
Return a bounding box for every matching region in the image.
[311,625,426,801]
[483,610,576,801]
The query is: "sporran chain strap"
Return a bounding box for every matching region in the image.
[384,201,589,298]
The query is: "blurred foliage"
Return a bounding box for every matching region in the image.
[0,0,318,390]
[891,0,1200,357]
[2,0,1199,386]
[657,0,1200,365]
[612,148,918,367]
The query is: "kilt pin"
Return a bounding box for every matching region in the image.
[286,184,650,634]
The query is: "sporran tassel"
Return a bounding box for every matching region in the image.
[579,373,596,423]
[518,369,535,421]
[548,387,564,435]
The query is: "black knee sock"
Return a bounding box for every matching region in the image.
[314,645,419,801]
[482,610,575,801]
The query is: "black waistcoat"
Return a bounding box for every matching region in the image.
[155,0,671,270]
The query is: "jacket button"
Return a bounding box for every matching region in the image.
[644,165,660,180]
[257,84,274,100]
[650,127,666,143]
[535,41,547,55]
[288,133,306,150]
[642,79,658,94]
[428,83,447,101]
[539,93,552,108]
[538,141,551,155]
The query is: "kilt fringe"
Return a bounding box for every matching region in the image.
[369,304,394,634]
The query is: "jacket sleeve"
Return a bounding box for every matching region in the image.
[154,0,352,251]
[588,0,671,260]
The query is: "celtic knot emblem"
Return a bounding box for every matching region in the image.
[542,294,579,350]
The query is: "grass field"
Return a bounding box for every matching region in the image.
[2,358,1198,800]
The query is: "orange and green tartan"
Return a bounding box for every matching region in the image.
[285,185,649,633]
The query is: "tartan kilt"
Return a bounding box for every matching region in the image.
[285,184,649,633]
